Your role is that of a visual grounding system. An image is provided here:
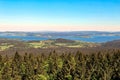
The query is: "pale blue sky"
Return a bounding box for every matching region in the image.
[0,0,120,31]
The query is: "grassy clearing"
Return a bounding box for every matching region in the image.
[0,44,14,51]
[29,41,45,48]
[29,40,56,48]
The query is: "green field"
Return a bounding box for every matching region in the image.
[0,43,14,51]
[28,40,98,48]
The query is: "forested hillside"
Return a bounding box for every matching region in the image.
[0,50,120,80]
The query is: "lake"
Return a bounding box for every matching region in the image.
[0,35,120,43]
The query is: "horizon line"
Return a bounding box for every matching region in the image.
[0,30,120,32]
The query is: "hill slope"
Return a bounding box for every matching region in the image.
[102,39,120,48]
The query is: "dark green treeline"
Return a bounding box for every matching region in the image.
[0,50,120,80]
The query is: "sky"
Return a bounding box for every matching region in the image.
[0,0,120,31]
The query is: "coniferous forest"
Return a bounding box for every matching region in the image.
[0,50,120,80]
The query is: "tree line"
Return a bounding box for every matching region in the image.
[0,50,120,80]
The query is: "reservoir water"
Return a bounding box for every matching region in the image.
[0,35,120,43]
